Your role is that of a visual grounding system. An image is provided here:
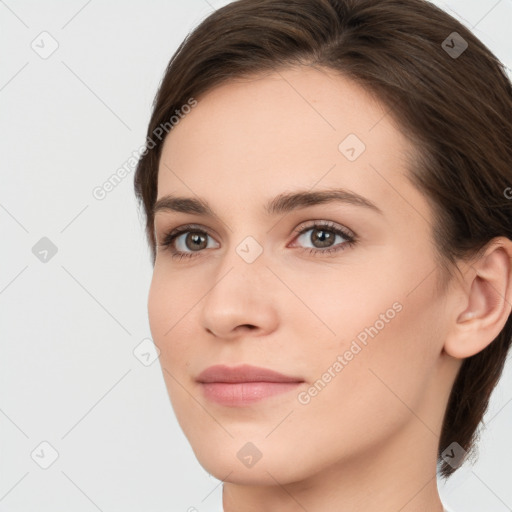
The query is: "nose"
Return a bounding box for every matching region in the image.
[199,252,279,341]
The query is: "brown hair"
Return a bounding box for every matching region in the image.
[133,0,512,478]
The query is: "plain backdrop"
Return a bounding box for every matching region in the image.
[1,1,511,511]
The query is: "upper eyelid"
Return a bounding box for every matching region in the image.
[166,223,219,240]
[293,220,354,237]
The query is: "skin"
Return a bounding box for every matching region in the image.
[147,65,512,512]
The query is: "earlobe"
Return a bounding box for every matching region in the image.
[444,238,512,360]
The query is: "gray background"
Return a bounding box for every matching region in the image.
[1,0,511,510]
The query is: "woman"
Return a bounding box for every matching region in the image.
[133,0,512,510]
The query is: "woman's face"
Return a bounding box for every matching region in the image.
[148,66,457,485]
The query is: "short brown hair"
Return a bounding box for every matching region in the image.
[133,0,512,478]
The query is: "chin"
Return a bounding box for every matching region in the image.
[189,437,321,486]
[198,456,295,486]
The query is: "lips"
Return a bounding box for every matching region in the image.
[196,364,304,384]
[196,364,304,406]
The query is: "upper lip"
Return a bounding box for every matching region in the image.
[196,364,304,383]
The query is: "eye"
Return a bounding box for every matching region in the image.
[157,223,219,260]
[290,220,357,256]
[157,220,357,260]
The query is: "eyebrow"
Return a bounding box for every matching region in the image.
[153,188,383,218]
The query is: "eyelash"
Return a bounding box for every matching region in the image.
[158,221,357,261]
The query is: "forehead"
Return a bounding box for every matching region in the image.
[156,65,422,221]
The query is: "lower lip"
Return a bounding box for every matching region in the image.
[199,381,303,406]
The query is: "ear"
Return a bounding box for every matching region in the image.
[444,237,512,359]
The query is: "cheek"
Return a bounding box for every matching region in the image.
[147,270,199,417]
[305,258,442,420]
[147,267,197,366]
[286,298,435,469]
